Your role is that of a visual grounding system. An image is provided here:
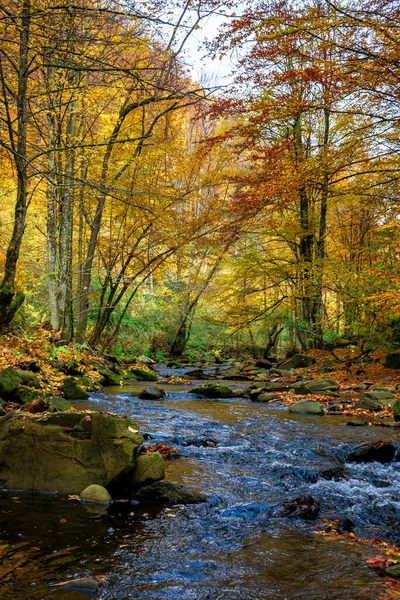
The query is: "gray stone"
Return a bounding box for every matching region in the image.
[80,484,112,504]
[288,401,324,415]
[132,452,165,486]
[253,393,278,403]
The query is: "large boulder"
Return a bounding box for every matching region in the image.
[132,452,165,486]
[288,400,324,415]
[358,391,396,411]
[97,368,121,386]
[0,411,143,494]
[280,354,316,370]
[0,368,23,398]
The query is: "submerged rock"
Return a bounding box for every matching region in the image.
[278,495,320,519]
[347,441,396,463]
[288,400,324,415]
[0,411,143,494]
[80,484,112,504]
[135,480,206,505]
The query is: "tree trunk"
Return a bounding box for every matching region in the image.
[0,0,31,326]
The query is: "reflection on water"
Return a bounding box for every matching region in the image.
[0,373,399,599]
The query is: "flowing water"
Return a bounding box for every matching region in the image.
[1,367,399,600]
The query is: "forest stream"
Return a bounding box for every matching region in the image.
[1,365,399,600]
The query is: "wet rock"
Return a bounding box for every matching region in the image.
[393,398,400,422]
[319,466,346,481]
[80,484,112,504]
[138,387,166,400]
[384,564,400,579]
[321,513,355,533]
[62,377,89,400]
[132,452,165,486]
[135,480,206,505]
[220,502,268,518]
[0,411,143,494]
[346,420,367,427]
[280,354,316,370]
[278,495,320,519]
[288,400,324,415]
[127,365,158,381]
[358,391,396,411]
[185,368,210,380]
[253,393,278,403]
[347,441,396,463]
[181,436,218,448]
[190,383,236,398]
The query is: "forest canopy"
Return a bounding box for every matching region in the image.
[0,0,399,358]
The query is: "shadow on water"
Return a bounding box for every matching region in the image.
[1,369,399,599]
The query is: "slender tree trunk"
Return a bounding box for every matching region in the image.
[0,0,31,326]
[46,108,60,330]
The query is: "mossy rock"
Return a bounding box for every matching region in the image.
[76,375,97,392]
[288,401,324,415]
[97,368,121,386]
[127,366,157,382]
[392,398,400,422]
[46,396,73,412]
[384,564,400,579]
[80,484,112,504]
[0,411,143,494]
[358,391,396,411]
[135,480,206,505]
[15,385,41,404]
[190,383,236,398]
[0,367,24,398]
[16,370,40,389]
[62,377,89,400]
[305,379,339,394]
[132,452,165,486]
